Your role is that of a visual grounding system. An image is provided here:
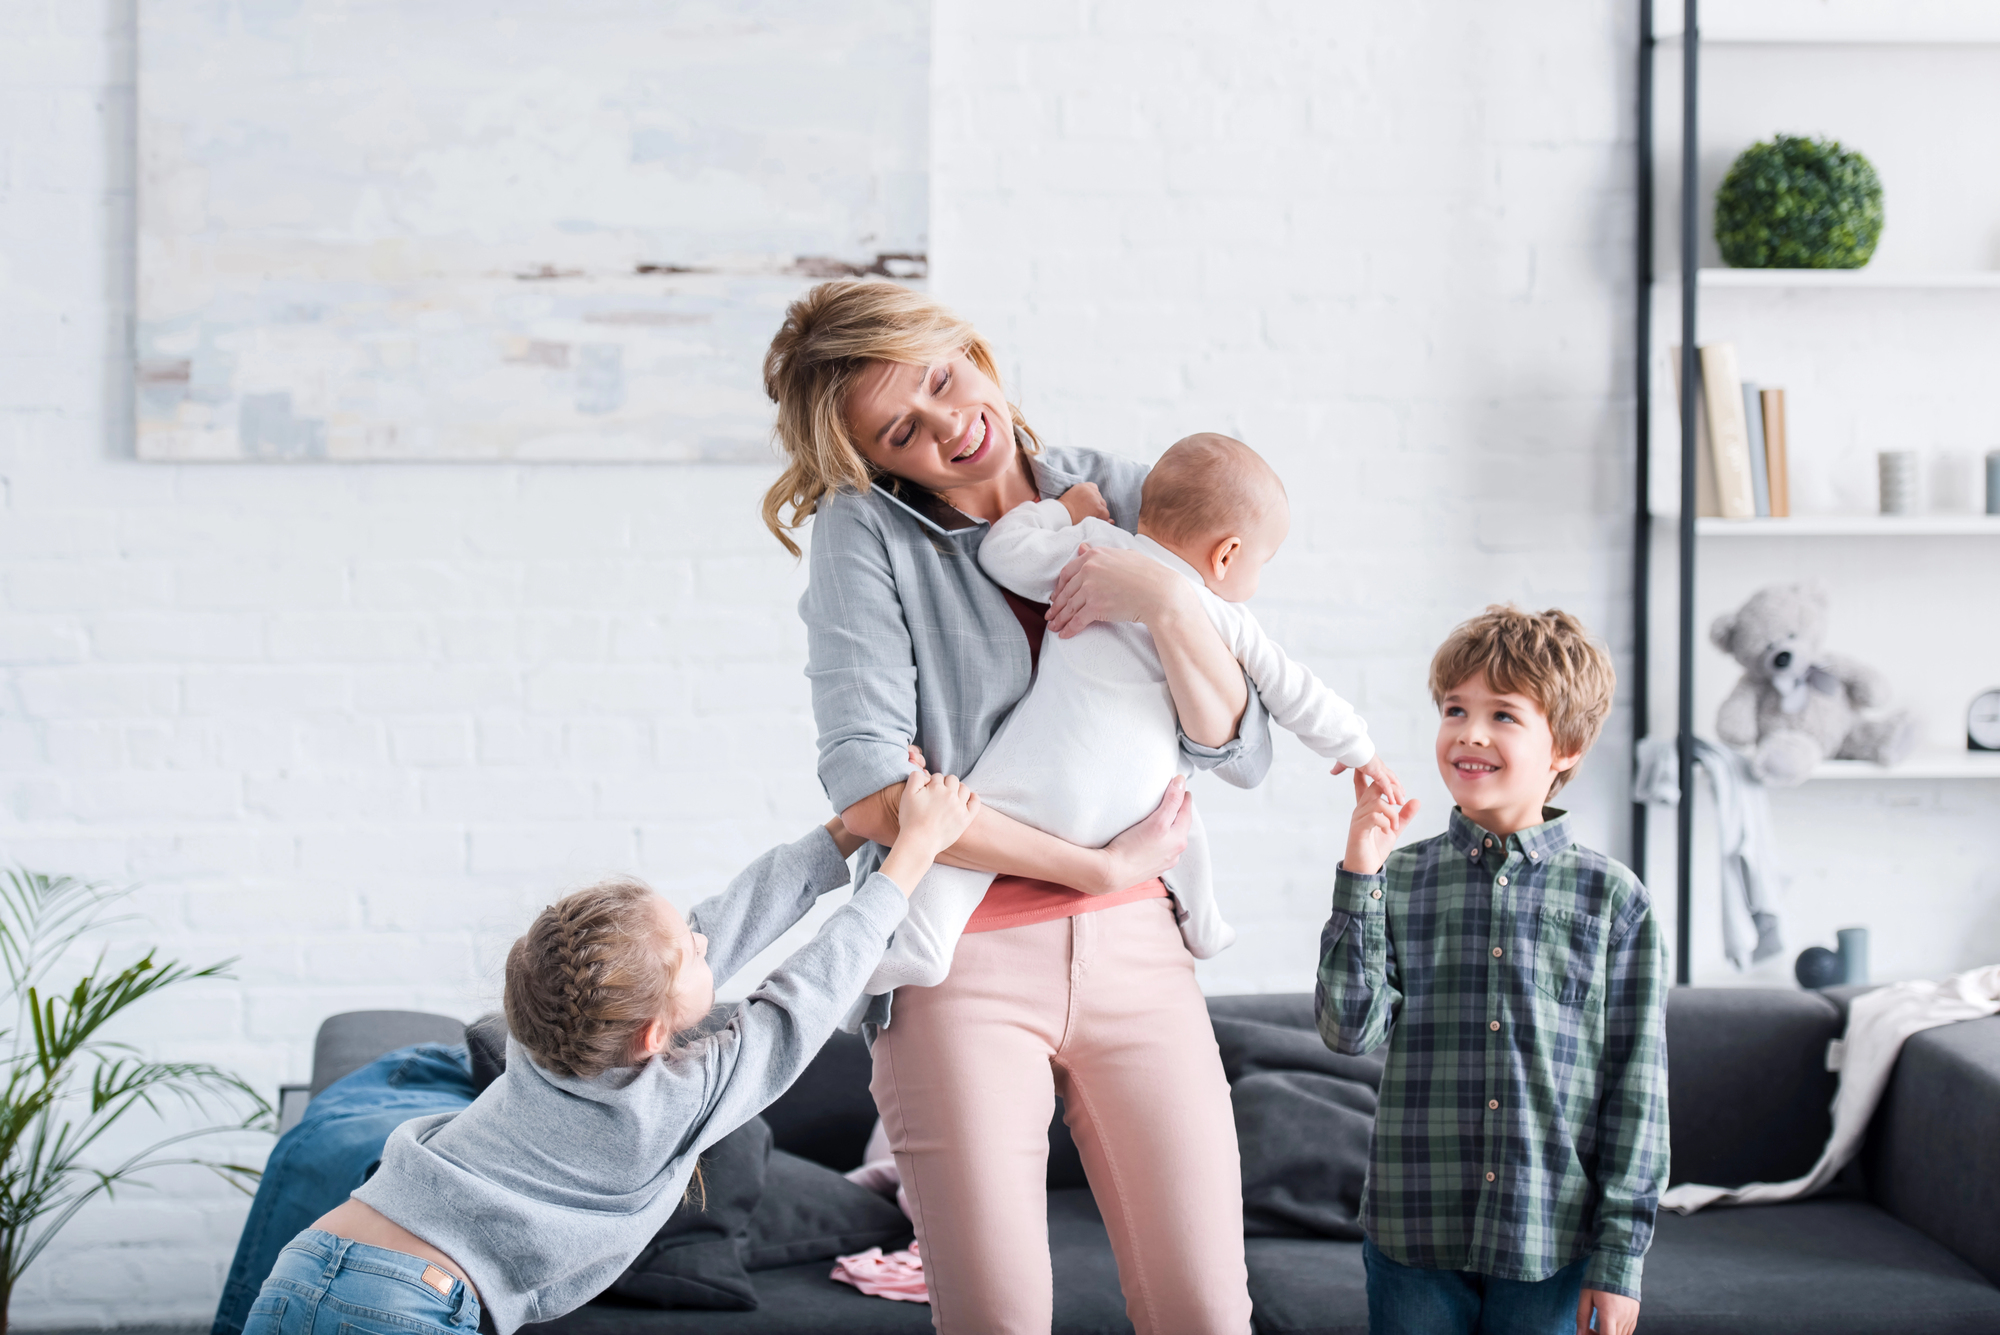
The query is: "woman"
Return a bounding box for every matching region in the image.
[763,280,1270,1335]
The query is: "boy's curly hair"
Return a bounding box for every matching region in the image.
[504,877,676,1080]
[1428,605,1616,797]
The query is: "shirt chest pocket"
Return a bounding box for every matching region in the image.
[1532,907,1606,1007]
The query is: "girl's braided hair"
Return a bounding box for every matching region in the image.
[504,877,678,1080]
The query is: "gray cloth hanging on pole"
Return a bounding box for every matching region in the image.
[1634,735,1784,970]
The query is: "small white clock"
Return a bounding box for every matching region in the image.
[1971,689,2000,752]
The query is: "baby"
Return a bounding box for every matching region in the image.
[866,432,1401,992]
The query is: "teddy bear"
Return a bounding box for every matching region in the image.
[1710,583,1916,786]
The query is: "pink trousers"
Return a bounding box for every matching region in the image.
[870,897,1253,1335]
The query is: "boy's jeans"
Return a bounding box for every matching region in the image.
[1364,1237,1589,1335]
[244,1230,482,1335]
[213,1045,476,1335]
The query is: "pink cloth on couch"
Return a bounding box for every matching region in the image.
[831,1241,928,1302]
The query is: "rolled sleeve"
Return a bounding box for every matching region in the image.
[1190,674,1274,787]
[800,505,922,814]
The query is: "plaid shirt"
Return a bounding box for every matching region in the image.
[1314,807,1669,1300]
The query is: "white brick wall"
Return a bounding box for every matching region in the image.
[0,0,1863,1324]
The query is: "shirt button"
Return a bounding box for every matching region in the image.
[1490,1020,1501,1031]
[1484,838,1493,848]
[1485,1171,1497,1182]
[1371,889,1383,899]
[1529,851,1539,861]
[1497,875,1509,886]
[1491,947,1503,957]
[1488,1099,1499,1109]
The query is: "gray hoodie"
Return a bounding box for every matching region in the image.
[351,827,905,1333]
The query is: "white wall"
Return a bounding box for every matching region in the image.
[0,0,1804,1324]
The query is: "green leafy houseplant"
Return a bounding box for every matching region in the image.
[1714,134,1884,269]
[0,870,270,1333]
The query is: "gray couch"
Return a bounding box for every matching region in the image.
[302,988,2000,1334]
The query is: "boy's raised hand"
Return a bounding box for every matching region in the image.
[1329,753,1406,807]
[1342,769,1420,877]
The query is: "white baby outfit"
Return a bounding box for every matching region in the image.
[864,499,1376,994]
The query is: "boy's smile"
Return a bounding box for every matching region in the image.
[1435,671,1580,837]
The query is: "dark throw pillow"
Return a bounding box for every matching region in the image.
[606,1117,772,1311]
[1233,1069,1375,1239]
[465,1011,508,1093]
[742,1148,914,1271]
[1211,1013,1382,1240]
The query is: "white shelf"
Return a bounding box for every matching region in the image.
[1694,515,2000,537]
[1653,30,2000,46]
[1656,269,2000,290]
[1810,750,2000,781]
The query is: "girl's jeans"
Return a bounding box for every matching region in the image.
[244,1231,482,1335]
[1363,1236,1590,1335]
[213,1044,476,1335]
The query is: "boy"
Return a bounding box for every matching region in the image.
[1315,606,1668,1335]
[864,432,1403,993]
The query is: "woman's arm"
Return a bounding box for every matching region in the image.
[1043,544,1248,748]
[842,775,1192,897]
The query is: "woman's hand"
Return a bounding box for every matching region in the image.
[1046,542,1189,639]
[1342,769,1420,876]
[1093,776,1194,894]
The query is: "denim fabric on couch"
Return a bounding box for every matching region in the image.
[261,989,2000,1335]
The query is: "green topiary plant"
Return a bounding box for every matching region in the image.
[0,869,270,1332]
[1714,134,1884,269]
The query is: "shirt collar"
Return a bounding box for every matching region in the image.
[1136,534,1206,588]
[1448,806,1574,865]
[865,427,1060,540]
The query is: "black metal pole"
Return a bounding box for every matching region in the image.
[1675,0,1699,986]
[1632,0,1654,885]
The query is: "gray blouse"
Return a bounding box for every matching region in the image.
[797,440,1273,1026]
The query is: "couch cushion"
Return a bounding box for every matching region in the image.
[533,1188,1134,1334]
[763,1029,880,1171]
[604,1118,768,1311]
[743,1149,912,1271]
[1210,1010,1380,1240]
[1865,1013,2000,1286]
[1244,1237,1368,1335]
[1665,987,1842,1187]
[1639,1199,2000,1334]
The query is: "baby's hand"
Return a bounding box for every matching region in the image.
[1059,482,1110,526]
[1330,753,1406,807]
[894,769,980,859]
[1342,769,1420,877]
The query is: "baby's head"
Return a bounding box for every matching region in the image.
[1138,433,1290,602]
[503,878,714,1079]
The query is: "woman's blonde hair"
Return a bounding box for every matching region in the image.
[504,877,676,1080]
[1428,605,1617,797]
[760,280,1039,556]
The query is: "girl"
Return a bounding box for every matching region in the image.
[242,768,978,1335]
[763,279,1268,1334]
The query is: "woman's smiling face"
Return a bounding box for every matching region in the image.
[844,351,1018,497]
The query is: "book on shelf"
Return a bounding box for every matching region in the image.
[1699,344,1758,519]
[1669,346,1722,518]
[1760,388,1790,518]
[1742,382,1771,517]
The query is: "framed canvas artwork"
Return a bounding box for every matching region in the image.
[136,1,927,461]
